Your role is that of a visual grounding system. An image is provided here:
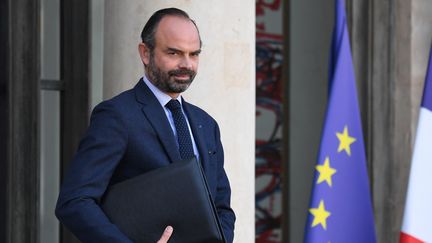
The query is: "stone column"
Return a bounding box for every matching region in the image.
[348,0,432,241]
[103,1,255,242]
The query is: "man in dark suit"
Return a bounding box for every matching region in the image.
[55,8,236,243]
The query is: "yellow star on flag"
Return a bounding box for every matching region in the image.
[309,200,331,230]
[336,125,356,156]
[316,156,337,187]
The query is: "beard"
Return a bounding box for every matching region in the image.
[146,54,196,94]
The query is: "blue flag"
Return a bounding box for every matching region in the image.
[304,0,377,242]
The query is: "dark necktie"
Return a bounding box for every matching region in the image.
[166,99,195,160]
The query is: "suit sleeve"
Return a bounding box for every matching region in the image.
[55,101,133,243]
[213,123,236,243]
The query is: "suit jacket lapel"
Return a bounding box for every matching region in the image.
[134,80,181,163]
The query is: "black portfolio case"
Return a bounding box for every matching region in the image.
[101,158,226,243]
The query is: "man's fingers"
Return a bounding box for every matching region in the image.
[157,226,173,243]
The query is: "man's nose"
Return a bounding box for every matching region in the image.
[179,56,193,69]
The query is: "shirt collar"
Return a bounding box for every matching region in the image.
[142,75,182,107]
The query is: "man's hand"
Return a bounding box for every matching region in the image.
[157,226,173,243]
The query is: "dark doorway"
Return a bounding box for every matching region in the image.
[0,0,89,242]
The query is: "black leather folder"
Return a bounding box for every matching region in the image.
[101,158,226,243]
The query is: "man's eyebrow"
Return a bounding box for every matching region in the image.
[166,47,181,52]
[191,49,202,55]
[166,47,201,54]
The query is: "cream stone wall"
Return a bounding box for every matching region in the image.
[103,1,255,242]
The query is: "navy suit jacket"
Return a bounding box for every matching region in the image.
[55,80,235,242]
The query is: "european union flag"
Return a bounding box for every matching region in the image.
[304,0,377,242]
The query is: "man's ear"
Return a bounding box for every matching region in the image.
[138,43,150,66]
